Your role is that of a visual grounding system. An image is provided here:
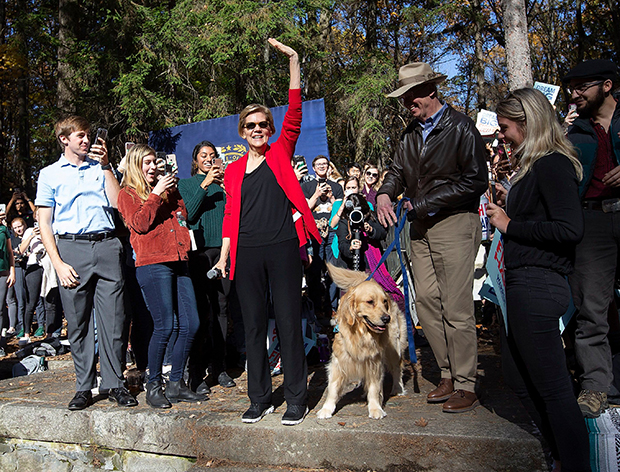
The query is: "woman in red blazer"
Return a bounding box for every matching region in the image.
[213,39,320,426]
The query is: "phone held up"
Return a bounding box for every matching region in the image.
[91,128,108,150]
[165,154,178,175]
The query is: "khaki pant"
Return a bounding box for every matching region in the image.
[410,212,481,392]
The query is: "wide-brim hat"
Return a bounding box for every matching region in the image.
[387,63,447,98]
[562,59,619,84]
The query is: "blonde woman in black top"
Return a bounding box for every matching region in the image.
[487,88,589,472]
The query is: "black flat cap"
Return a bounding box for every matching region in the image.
[562,59,619,83]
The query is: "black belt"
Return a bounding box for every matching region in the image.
[583,198,620,213]
[58,231,115,242]
[582,200,603,211]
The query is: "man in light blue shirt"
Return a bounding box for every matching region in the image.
[36,115,137,410]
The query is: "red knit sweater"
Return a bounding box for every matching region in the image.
[118,187,191,267]
[222,89,321,279]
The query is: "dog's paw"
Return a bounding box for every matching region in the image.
[368,407,387,419]
[391,383,406,396]
[317,407,334,419]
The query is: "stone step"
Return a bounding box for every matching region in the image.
[0,352,547,471]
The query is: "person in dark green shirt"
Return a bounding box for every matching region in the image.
[0,216,16,349]
[178,140,236,395]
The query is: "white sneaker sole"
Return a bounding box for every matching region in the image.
[281,407,309,426]
[242,405,274,423]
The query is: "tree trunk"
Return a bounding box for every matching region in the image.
[15,0,29,189]
[472,0,486,109]
[57,0,77,114]
[0,0,6,193]
[501,0,533,90]
[575,0,585,62]
[606,0,620,62]
[305,8,331,99]
[364,0,377,52]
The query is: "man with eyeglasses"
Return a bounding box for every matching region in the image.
[562,59,620,418]
[302,155,344,318]
[377,63,487,413]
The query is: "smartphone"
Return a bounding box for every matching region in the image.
[569,103,577,114]
[487,161,497,204]
[125,142,135,155]
[0,204,6,213]
[293,155,306,167]
[213,157,223,168]
[165,154,178,175]
[91,128,108,150]
[318,178,326,184]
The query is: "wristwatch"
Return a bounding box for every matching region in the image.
[101,163,112,171]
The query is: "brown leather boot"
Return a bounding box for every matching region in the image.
[442,389,480,413]
[427,378,454,403]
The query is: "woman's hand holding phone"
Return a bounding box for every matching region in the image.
[152,173,177,196]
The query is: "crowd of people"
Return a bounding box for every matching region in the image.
[0,43,618,467]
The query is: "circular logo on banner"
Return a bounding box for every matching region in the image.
[218,144,248,166]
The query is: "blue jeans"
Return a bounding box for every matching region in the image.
[136,261,200,383]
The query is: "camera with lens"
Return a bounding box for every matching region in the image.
[345,199,364,229]
[345,199,365,271]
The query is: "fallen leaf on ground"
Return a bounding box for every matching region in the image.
[414,417,428,427]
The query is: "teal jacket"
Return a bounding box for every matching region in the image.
[567,96,620,199]
[177,174,225,249]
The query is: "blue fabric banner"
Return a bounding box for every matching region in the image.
[149,98,329,179]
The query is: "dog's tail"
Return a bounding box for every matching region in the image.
[326,263,368,290]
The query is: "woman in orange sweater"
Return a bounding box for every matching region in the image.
[118,144,204,409]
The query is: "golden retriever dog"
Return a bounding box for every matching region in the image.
[317,263,408,420]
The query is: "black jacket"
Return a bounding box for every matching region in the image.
[566,95,620,199]
[378,105,488,218]
[504,152,584,275]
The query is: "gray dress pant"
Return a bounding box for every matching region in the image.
[57,237,126,392]
[569,209,619,393]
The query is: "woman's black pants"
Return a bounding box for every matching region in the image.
[235,239,307,406]
[503,266,590,471]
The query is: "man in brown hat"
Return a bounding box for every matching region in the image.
[562,59,620,418]
[377,62,487,413]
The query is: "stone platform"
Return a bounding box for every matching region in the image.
[0,340,548,471]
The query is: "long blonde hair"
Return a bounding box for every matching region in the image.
[120,144,158,201]
[495,88,582,182]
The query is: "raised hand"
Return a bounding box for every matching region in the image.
[267,38,298,59]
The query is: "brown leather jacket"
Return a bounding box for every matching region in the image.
[378,105,488,219]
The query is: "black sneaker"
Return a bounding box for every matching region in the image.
[242,402,274,423]
[281,404,308,426]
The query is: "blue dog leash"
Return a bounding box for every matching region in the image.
[366,198,417,364]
